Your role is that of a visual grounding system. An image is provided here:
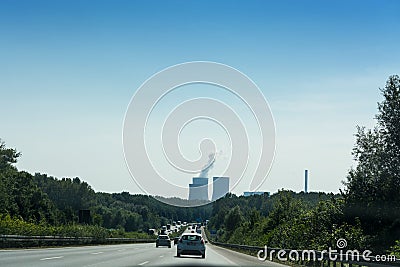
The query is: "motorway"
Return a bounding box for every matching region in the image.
[0,242,286,267]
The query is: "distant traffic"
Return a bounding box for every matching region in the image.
[153,221,208,258]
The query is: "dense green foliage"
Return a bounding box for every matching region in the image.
[390,240,400,258]
[0,140,211,237]
[0,141,57,224]
[343,75,400,252]
[207,191,359,250]
[0,214,151,239]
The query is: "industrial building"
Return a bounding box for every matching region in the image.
[188,177,209,201]
[211,177,230,201]
[243,191,270,197]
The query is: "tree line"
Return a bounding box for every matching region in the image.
[0,142,211,236]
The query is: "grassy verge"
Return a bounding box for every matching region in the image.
[0,214,155,248]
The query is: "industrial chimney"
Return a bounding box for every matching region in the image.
[304,169,308,193]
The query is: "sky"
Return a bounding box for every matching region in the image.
[1,0,400,198]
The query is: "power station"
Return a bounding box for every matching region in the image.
[188,177,209,201]
[188,176,230,201]
[188,154,230,201]
[211,177,230,201]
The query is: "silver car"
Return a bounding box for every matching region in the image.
[156,235,171,248]
[177,233,206,258]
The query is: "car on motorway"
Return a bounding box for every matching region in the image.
[159,225,168,235]
[156,234,171,248]
[177,233,206,258]
[147,228,156,235]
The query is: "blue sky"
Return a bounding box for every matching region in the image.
[1,0,399,197]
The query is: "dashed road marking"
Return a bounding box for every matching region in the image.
[138,261,149,265]
[91,252,104,255]
[40,256,64,261]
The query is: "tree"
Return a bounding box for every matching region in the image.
[224,205,243,232]
[265,190,304,230]
[344,75,400,252]
[376,75,400,193]
[0,139,21,170]
[0,140,56,223]
[0,139,20,212]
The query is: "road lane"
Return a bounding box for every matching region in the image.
[0,242,286,267]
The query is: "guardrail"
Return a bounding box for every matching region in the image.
[0,235,156,248]
[209,241,400,267]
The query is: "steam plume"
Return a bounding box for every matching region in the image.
[199,153,215,178]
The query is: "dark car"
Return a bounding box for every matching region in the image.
[156,235,171,248]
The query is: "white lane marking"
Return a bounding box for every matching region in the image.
[91,252,104,255]
[159,255,164,258]
[40,256,64,261]
[4,247,75,252]
[138,261,149,265]
[118,249,126,252]
[210,248,239,266]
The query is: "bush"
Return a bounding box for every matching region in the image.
[0,214,152,240]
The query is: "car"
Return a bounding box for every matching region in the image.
[173,236,180,245]
[147,228,156,235]
[177,233,206,258]
[156,235,171,248]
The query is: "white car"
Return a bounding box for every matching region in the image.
[177,233,206,258]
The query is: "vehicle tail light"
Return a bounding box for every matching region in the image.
[201,239,204,244]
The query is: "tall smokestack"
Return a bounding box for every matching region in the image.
[304,169,308,193]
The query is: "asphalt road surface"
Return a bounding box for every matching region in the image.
[0,242,287,267]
